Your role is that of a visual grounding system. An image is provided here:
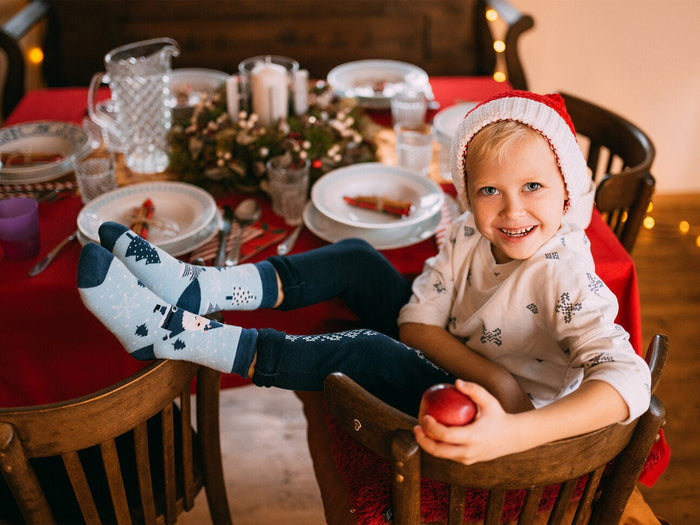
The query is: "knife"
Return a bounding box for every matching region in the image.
[213,206,233,266]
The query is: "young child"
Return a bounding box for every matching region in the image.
[77,90,650,465]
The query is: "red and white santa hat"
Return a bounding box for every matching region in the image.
[451,90,589,214]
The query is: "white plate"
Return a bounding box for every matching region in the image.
[303,201,442,250]
[169,68,229,108]
[0,121,90,184]
[77,182,217,254]
[311,163,444,230]
[327,60,430,109]
[432,102,477,142]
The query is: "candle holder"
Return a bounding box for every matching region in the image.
[238,55,299,115]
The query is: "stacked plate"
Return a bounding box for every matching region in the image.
[305,163,445,249]
[327,60,434,109]
[0,121,91,184]
[76,181,220,256]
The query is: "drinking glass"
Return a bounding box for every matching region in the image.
[395,123,433,176]
[73,153,118,203]
[0,197,40,260]
[266,156,310,225]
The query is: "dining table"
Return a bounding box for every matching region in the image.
[0,76,662,521]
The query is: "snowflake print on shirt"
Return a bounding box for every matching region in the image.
[433,278,446,294]
[480,324,502,346]
[584,352,615,369]
[463,225,476,237]
[586,272,605,295]
[555,292,582,323]
[526,303,539,314]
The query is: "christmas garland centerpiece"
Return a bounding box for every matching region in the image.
[168,82,377,194]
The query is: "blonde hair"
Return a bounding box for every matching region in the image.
[464,120,550,175]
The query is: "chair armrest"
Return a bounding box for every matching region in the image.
[0,0,51,119]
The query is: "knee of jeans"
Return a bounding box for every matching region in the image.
[337,238,386,266]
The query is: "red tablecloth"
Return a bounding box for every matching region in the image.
[0,77,642,405]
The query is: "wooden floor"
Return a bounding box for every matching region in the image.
[181,193,700,525]
[635,193,700,524]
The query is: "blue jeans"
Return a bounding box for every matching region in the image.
[252,238,452,417]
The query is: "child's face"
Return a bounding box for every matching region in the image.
[467,134,567,264]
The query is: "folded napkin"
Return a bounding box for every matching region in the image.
[189,221,287,265]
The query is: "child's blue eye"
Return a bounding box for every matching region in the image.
[524,182,542,192]
[480,186,499,196]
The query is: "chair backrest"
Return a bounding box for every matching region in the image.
[0,360,232,525]
[0,0,54,120]
[47,0,533,90]
[324,334,668,525]
[560,91,656,253]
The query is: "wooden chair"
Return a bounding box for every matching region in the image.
[0,359,232,525]
[0,0,58,120]
[561,92,656,253]
[48,0,533,90]
[324,334,668,525]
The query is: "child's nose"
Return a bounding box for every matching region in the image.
[500,194,525,217]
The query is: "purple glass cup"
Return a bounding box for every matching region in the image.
[0,197,40,260]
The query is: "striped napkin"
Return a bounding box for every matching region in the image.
[0,180,76,200]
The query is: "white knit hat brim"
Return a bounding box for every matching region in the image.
[451,95,589,213]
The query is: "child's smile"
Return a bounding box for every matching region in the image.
[467,135,567,264]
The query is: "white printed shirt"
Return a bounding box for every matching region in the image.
[398,212,651,422]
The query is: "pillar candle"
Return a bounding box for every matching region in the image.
[293,69,309,116]
[251,62,288,127]
[226,75,240,122]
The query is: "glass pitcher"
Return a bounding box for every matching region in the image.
[88,38,180,174]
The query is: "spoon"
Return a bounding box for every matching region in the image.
[225,198,261,266]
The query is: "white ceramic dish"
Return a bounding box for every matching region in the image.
[303,201,442,250]
[169,68,229,109]
[0,121,90,184]
[77,182,217,254]
[327,60,431,109]
[432,102,477,141]
[311,163,444,230]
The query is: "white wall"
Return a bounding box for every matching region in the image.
[511,0,700,194]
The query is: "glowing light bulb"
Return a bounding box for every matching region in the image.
[643,216,655,229]
[493,40,506,53]
[27,46,44,65]
[493,71,507,83]
[679,220,690,234]
[485,9,498,22]
[696,235,700,248]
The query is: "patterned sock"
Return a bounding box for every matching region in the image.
[98,221,278,315]
[77,243,258,376]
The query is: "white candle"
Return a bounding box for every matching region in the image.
[226,75,240,122]
[293,69,309,116]
[251,62,288,127]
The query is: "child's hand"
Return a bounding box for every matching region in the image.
[414,380,521,465]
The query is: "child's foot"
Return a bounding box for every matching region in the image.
[77,243,257,375]
[98,221,278,315]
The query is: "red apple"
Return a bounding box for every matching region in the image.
[419,383,477,426]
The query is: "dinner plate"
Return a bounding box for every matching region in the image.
[0,121,90,184]
[311,163,444,230]
[77,181,217,254]
[169,68,229,108]
[303,202,442,250]
[432,101,477,141]
[327,60,431,109]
